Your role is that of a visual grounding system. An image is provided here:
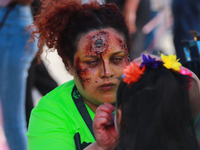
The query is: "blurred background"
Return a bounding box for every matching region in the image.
[1,0,200,149]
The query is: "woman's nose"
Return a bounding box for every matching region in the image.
[100,60,114,78]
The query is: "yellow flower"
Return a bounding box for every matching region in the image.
[161,54,182,71]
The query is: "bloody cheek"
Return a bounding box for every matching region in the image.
[75,57,91,88]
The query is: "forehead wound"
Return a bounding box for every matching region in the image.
[90,32,109,54]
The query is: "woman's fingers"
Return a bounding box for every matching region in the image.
[93,103,118,150]
[96,103,115,114]
[104,102,115,111]
[94,103,115,129]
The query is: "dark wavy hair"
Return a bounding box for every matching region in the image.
[116,66,200,150]
[30,0,131,70]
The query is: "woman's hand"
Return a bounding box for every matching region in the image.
[93,102,119,150]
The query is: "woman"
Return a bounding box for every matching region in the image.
[0,0,37,150]
[27,0,130,149]
[94,54,200,150]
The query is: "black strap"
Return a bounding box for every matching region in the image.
[72,86,95,139]
[74,132,82,150]
[0,3,16,31]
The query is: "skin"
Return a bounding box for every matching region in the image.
[69,28,129,113]
[86,103,118,150]
[123,0,141,34]
[114,107,122,135]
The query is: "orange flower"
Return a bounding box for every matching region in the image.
[123,62,145,85]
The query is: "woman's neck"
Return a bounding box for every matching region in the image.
[83,99,99,113]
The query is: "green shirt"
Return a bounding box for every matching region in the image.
[27,79,95,150]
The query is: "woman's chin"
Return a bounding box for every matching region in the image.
[100,94,115,104]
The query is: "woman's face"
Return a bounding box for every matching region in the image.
[70,28,129,111]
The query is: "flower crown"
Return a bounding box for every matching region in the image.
[123,54,193,85]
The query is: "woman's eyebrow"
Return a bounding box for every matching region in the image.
[83,55,98,58]
[112,51,125,55]
[83,51,125,58]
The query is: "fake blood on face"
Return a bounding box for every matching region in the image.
[85,31,110,75]
[84,31,109,55]
[99,54,106,74]
[78,29,130,86]
[75,57,91,88]
[114,35,130,65]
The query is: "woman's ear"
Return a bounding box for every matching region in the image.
[67,60,74,76]
[69,68,74,76]
[115,108,122,134]
[117,108,122,129]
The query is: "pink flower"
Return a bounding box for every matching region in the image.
[179,67,193,77]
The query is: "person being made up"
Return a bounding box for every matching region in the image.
[94,54,200,150]
[27,0,130,149]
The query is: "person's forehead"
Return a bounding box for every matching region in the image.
[78,28,124,48]
[77,28,126,52]
[85,28,124,39]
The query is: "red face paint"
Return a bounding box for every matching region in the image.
[113,35,130,65]
[99,54,106,74]
[83,30,130,76]
[84,31,110,75]
[84,31,109,55]
[75,57,91,88]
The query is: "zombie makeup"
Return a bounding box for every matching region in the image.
[74,29,130,89]
[72,28,131,107]
[113,35,130,65]
[84,31,129,74]
[85,31,109,74]
[88,31,109,55]
[75,57,91,88]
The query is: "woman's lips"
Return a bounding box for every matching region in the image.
[98,83,116,91]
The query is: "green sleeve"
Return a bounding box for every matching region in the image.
[27,96,76,150]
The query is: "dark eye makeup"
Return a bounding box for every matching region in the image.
[111,57,123,62]
[83,52,125,67]
[85,59,100,67]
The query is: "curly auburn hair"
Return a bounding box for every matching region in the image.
[30,0,131,70]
